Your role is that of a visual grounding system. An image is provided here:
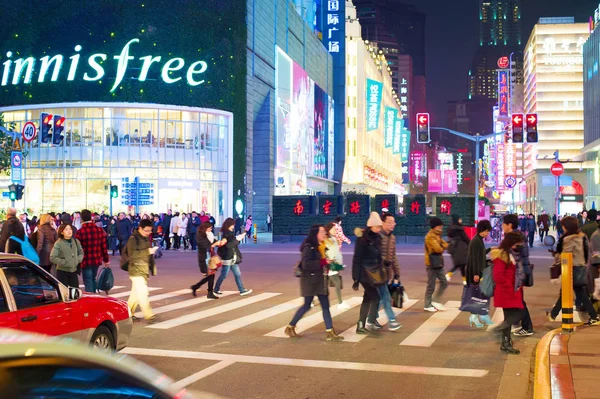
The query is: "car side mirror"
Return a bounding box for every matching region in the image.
[68,287,82,301]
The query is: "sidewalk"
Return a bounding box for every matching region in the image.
[534,326,600,399]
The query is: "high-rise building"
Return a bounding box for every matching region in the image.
[523,17,589,215]
[469,0,521,100]
[353,0,426,91]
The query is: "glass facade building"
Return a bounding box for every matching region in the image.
[0,103,232,221]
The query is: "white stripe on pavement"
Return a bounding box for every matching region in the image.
[148,293,282,330]
[340,300,418,343]
[173,360,236,389]
[147,289,191,302]
[135,291,237,318]
[204,297,305,333]
[111,287,162,299]
[399,301,462,347]
[80,285,125,290]
[265,296,363,338]
[120,347,488,378]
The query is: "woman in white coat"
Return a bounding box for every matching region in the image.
[178,213,190,250]
[170,212,181,249]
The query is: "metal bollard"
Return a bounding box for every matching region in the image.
[253,223,257,244]
[561,253,574,333]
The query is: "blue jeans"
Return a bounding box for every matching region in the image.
[290,295,333,330]
[369,284,396,322]
[214,264,245,292]
[82,265,100,293]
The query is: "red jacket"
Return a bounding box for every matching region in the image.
[491,248,523,309]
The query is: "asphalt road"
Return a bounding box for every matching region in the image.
[108,241,562,399]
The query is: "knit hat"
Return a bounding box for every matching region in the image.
[430,217,444,229]
[366,212,383,227]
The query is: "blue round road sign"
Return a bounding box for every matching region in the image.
[505,176,516,189]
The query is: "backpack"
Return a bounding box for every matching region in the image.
[480,259,495,297]
[8,236,41,264]
[97,267,114,293]
[120,243,129,271]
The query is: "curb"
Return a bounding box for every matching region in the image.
[533,328,561,399]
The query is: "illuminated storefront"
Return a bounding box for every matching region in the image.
[342,4,404,196]
[522,17,589,214]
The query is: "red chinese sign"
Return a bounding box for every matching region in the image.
[440,200,452,215]
[381,199,389,210]
[498,70,509,116]
[349,201,361,214]
[322,200,332,215]
[293,200,305,215]
[410,201,420,214]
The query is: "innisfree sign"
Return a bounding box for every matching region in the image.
[1,38,208,93]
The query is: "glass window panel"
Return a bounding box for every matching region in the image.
[129,119,142,147]
[2,263,61,310]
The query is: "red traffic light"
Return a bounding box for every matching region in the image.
[43,114,53,125]
[526,114,537,125]
[55,116,65,127]
[417,114,429,124]
[512,114,523,126]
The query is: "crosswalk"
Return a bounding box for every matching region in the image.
[100,285,550,348]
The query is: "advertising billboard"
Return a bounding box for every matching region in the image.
[275,47,333,194]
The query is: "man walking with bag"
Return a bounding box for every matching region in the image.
[126,219,158,323]
[76,209,110,293]
[424,218,449,312]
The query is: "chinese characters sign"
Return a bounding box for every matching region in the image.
[399,77,409,116]
[456,153,464,185]
[325,0,342,53]
[293,200,305,215]
[410,201,421,215]
[384,107,397,148]
[400,126,411,163]
[322,200,332,215]
[349,201,361,214]
[393,117,403,154]
[366,79,383,131]
[504,143,517,179]
[439,200,452,215]
[496,144,505,192]
[428,169,442,192]
[497,70,509,116]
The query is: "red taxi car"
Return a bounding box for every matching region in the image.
[0,254,132,350]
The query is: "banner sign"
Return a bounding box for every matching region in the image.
[498,70,509,116]
[442,170,457,193]
[366,79,383,131]
[384,107,397,148]
[504,143,517,178]
[400,126,411,163]
[401,161,410,184]
[428,169,442,192]
[393,117,403,154]
[496,144,505,191]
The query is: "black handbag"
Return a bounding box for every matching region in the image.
[523,264,534,287]
[429,253,444,269]
[573,265,588,287]
[550,262,561,280]
[389,284,404,308]
[363,264,386,286]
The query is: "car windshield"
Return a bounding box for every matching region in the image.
[0,363,171,399]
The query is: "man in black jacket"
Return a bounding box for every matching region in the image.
[116,212,133,254]
[162,209,173,250]
[0,208,25,254]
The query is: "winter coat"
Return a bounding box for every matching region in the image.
[50,238,84,273]
[538,214,550,231]
[0,216,25,254]
[581,221,598,240]
[170,216,180,235]
[352,228,384,283]
[299,241,328,297]
[245,219,253,232]
[424,229,448,267]
[217,231,239,263]
[197,232,216,274]
[466,234,487,285]
[178,217,189,237]
[447,224,469,266]
[380,231,401,279]
[162,214,173,233]
[127,231,156,279]
[590,229,600,266]
[189,216,201,234]
[526,219,537,233]
[490,248,523,309]
[562,232,587,267]
[116,218,132,242]
[36,224,58,267]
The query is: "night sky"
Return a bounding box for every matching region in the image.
[393,0,599,125]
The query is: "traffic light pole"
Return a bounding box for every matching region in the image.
[432,127,496,223]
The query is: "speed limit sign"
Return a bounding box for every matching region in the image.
[22,121,37,143]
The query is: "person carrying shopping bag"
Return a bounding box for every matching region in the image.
[446,215,470,285]
[423,218,449,312]
[191,222,223,299]
[463,220,494,328]
[284,224,344,341]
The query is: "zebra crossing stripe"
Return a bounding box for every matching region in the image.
[264,296,363,338]
[204,297,305,333]
[148,293,282,329]
[111,287,162,299]
[135,291,237,318]
[399,301,462,347]
[147,289,191,302]
[340,299,419,343]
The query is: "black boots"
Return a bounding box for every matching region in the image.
[500,330,520,355]
[207,290,219,299]
[190,285,198,297]
[356,321,369,335]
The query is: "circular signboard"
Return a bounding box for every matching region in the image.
[505,176,517,189]
[550,162,564,177]
[11,153,21,168]
[21,121,37,143]
[497,56,510,69]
